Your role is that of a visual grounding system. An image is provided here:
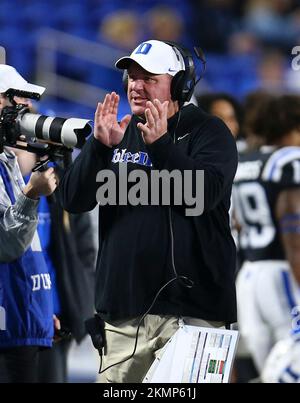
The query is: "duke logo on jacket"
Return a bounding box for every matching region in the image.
[112,148,152,167]
[31,273,52,291]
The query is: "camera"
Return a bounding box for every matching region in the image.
[0,89,92,155]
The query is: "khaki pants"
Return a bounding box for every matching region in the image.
[100,314,224,383]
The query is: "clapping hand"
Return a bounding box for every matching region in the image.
[137,99,169,144]
[94,92,131,147]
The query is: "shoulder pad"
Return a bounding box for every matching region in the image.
[261,147,300,185]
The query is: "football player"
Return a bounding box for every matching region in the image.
[233,94,300,374]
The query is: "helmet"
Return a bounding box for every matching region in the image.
[262,335,300,383]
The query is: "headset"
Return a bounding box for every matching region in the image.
[122,40,205,107]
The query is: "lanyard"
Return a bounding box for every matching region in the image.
[0,162,16,204]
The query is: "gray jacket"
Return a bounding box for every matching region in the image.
[0,150,40,262]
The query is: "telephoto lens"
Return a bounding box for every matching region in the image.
[18,112,92,148]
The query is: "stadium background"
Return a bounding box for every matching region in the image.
[1,0,300,382]
[1,0,300,119]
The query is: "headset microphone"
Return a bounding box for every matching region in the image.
[194,47,206,64]
[193,46,206,86]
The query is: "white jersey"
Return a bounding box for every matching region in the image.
[236,260,300,372]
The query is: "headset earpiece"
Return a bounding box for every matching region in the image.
[171,69,196,104]
[170,70,185,103]
[164,41,196,106]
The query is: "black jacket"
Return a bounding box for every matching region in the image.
[59,104,238,323]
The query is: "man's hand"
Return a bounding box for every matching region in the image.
[94,92,131,147]
[137,99,169,144]
[53,315,72,343]
[23,167,57,200]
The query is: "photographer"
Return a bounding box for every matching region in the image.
[14,146,96,383]
[0,65,57,383]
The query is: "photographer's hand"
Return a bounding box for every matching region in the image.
[53,314,61,333]
[23,167,57,200]
[94,92,131,147]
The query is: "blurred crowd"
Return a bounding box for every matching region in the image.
[1,0,300,113]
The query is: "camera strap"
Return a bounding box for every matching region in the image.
[0,162,16,204]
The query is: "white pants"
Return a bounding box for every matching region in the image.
[236,260,300,373]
